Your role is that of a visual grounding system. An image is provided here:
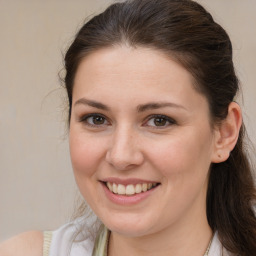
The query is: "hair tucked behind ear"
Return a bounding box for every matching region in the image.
[207,124,256,254]
[64,0,256,254]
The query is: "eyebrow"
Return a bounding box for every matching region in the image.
[74,98,109,111]
[137,102,187,112]
[74,98,187,112]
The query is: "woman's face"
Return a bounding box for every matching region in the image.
[69,46,217,237]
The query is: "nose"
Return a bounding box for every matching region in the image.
[105,125,144,171]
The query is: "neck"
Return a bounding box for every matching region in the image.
[108,210,212,256]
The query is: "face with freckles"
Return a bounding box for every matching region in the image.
[69,46,218,237]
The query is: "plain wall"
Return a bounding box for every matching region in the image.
[0,0,255,242]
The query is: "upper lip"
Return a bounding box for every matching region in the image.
[101,177,160,186]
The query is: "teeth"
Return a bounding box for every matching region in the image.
[106,182,158,195]
[107,182,112,191]
[117,184,126,195]
[126,184,135,195]
[113,183,117,193]
[142,183,147,192]
[135,184,142,193]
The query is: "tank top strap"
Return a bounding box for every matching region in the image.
[43,231,53,256]
[92,225,110,256]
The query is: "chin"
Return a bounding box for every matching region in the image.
[99,212,158,237]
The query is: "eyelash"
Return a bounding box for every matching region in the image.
[79,113,110,127]
[143,114,176,128]
[79,113,176,128]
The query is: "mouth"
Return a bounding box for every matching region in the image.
[103,181,160,196]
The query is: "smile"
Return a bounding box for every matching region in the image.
[105,182,159,196]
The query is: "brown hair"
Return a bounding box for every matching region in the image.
[64,0,256,254]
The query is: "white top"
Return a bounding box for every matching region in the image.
[44,218,229,256]
[45,217,97,256]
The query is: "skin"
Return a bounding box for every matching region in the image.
[0,45,241,256]
[69,45,241,256]
[0,231,43,256]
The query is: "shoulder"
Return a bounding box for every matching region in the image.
[0,231,43,256]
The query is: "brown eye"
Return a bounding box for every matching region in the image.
[80,114,109,127]
[154,117,167,126]
[92,116,105,125]
[145,115,176,128]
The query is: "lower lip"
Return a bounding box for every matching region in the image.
[101,182,159,205]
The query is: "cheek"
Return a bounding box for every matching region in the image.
[69,130,106,178]
[148,128,214,179]
[146,129,213,221]
[69,130,107,206]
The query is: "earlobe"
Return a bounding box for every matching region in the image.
[212,102,242,163]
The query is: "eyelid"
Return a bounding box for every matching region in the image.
[78,113,176,129]
[78,113,110,127]
[143,114,176,128]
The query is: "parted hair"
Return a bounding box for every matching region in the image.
[64,0,256,255]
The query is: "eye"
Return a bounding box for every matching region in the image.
[79,113,109,127]
[144,115,176,128]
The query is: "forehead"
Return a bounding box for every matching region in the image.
[76,45,188,74]
[73,46,208,112]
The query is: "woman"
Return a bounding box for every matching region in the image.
[1,0,255,255]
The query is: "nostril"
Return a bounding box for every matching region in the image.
[105,148,144,171]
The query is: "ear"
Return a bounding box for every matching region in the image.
[211,102,242,163]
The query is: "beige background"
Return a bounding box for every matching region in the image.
[0,0,255,242]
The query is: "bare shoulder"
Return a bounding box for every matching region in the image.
[0,231,43,256]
